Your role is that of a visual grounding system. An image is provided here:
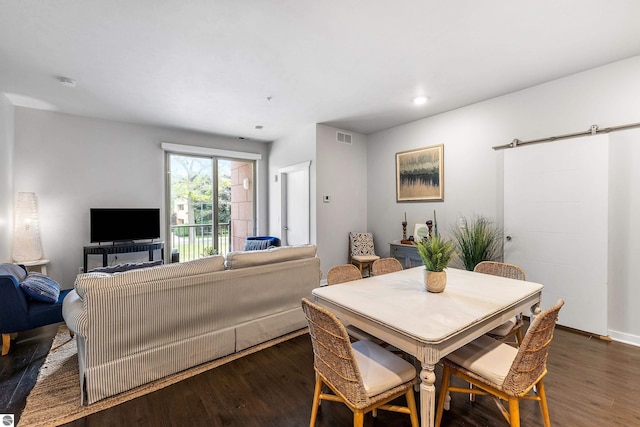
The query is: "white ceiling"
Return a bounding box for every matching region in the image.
[2,1,640,142]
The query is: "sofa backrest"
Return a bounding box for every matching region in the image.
[74,255,225,297]
[225,244,316,270]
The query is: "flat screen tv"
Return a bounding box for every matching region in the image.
[90,208,161,243]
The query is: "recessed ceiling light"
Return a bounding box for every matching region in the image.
[413,96,428,106]
[57,77,77,88]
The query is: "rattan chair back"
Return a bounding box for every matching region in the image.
[327,264,362,285]
[502,299,564,395]
[474,261,526,280]
[474,261,527,346]
[372,258,403,276]
[301,298,370,407]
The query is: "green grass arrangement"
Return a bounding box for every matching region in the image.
[450,215,502,271]
[416,235,457,272]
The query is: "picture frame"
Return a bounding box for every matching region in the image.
[396,144,444,202]
[413,223,430,243]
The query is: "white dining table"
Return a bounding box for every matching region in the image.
[312,266,543,427]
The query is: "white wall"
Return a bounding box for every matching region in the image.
[0,95,15,262]
[13,108,269,288]
[367,102,504,261]
[316,124,368,276]
[268,123,317,243]
[609,129,640,344]
[367,55,640,342]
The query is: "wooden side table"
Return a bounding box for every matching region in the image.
[19,259,50,275]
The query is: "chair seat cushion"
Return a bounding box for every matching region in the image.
[27,289,71,328]
[352,255,380,263]
[352,339,416,397]
[20,273,61,303]
[488,316,517,336]
[446,335,518,387]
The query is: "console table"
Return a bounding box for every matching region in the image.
[83,242,164,272]
[390,241,422,269]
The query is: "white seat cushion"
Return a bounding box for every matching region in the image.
[352,255,380,262]
[446,335,518,386]
[488,316,517,336]
[352,339,416,397]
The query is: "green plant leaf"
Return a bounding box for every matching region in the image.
[416,235,457,272]
[450,215,502,270]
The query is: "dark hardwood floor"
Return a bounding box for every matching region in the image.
[3,322,640,426]
[0,323,60,425]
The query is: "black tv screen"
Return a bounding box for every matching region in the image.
[90,208,161,243]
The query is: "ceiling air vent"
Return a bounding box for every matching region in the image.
[336,131,353,145]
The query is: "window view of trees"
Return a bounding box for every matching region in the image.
[169,155,231,260]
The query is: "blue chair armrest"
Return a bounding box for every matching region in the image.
[0,275,30,333]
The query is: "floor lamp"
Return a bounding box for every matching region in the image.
[12,192,44,263]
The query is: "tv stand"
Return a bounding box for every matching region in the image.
[84,241,164,273]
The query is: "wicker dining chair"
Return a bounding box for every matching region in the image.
[326,264,362,285]
[372,257,403,276]
[474,261,527,347]
[435,299,564,427]
[301,298,419,427]
[326,264,383,343]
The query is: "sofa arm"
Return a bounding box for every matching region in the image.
[62,290,86,335]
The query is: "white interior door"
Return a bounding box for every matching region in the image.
[279,161,310,246]
[504,135,608,335]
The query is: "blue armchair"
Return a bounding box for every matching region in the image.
[0,264,72,356]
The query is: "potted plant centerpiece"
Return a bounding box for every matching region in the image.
[416,234,457,293]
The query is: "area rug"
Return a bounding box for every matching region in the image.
[19,325,308,426]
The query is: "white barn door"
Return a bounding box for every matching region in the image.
[504,135,608,335]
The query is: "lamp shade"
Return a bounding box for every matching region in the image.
[12,192,44,262]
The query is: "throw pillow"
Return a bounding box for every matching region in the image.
[244,239,272,251]
[0,263,28,282]
[89,260,163,273]
[20,273,61,303]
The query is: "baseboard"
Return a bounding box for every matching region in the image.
[608,329,640,347]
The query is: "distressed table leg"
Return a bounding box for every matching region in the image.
[420,363,437,427]
[530,303,541,323]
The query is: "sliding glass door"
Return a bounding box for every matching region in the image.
[167,153,255,262]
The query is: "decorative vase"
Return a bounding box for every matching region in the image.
[424,269,447,293]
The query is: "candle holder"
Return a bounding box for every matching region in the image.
[426,220,433,239]
[402,221,407,240]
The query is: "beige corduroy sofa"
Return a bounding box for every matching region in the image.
[62,244,320,405]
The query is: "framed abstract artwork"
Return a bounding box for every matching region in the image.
[396,144,444,202]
